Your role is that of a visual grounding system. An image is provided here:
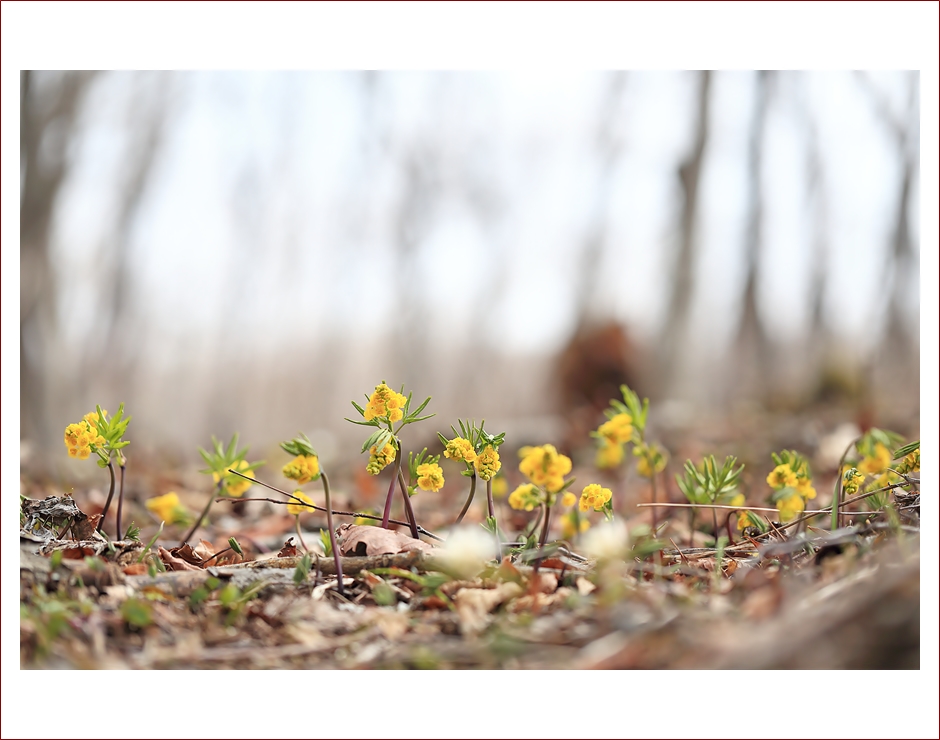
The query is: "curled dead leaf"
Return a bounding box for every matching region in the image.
[158,546,202,572]
[336,524,436,557]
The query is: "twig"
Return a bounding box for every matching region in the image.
[636,502,875,516]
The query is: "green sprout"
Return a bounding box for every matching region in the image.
[676,454,745,543]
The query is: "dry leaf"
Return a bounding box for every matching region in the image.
[168,544,205,567]
[336,524,436,557]
[454,582,523,636]
[278,538,299,558]
[158,546,202,572]
[122,563,148,576]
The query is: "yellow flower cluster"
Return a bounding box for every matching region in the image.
[213,459,254,497]
[595,439,624,469]
[518,444,571,492]
[282,454,320,485]
[561,511,590,540]
[508,484,541,512]
[444,437,477,464]
[635,446,667,479]
[736,510,763,532]
[366,442,396,475]
[287,490,315,516]
[842,467,865,496]
[561,491,577,507]
[145,491,188,524]
[896,449,919,475]
[598,413,633,444]
[63,410,107,460]
[579,483,613,513]
[363,383,407,423]
[767,461,816,522]
[474,444,501,481]
[416,462,445,492]
[858,442,892,476]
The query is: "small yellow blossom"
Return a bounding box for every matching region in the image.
[595,440,624,469]
[519,444,571,492]
[444,437,477,464]
[145,492,187,524]
[842,467,865,496]
[597,413,633,445]
[282,454,321,485]
[766,464,798,489]
[287,490,315,516]
[64,418,106,460]
[796,477,816,500]
[727,492,745,508]
[213,459,255,497]
[636,451,667,478]
[579,483,613,513]
[416,462,445,492]
[491,475,508,498]
[561,491,577,508]
[508,484,541,512]
[561,511,591,540]
[737,510,763,532]
[858,443,892,476]
[83,410,107,428]
[474,444,502,481]
[363,383,408,423]
[366,442,397,475]
[897,449,919,474]
[776,491,804,522]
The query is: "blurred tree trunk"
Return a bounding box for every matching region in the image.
[728,70,772,403]
[20,71,97,448]
[658,70,711,398]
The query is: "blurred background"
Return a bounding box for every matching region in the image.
[20,70,921,476]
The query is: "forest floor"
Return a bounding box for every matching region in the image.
[19,407,921,671]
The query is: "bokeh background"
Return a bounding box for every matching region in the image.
[20,69,921,474]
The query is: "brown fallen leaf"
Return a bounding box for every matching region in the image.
[278,538,300,558]
[158,546,202,571]
[71,514,102,541]
[454,582,523,636]
[169,544,205,567]
[122,563,148,576]
[336,524,436,557]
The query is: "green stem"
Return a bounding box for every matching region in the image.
[98,461,116,533]
[831,437,859,531]
[397,469,420,539]
[486,478,501,561]
[523,504,544,542]
[453,473,477,526]
[321,471,344,595]
[115,460,126,540]
[181,480,224,546]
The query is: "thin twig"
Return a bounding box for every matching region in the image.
[636,501,874,516]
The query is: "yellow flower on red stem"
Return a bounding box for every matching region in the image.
[282,454,320,485]
[508,484,540,512]
[579,483,612,513]
[416,462,445,492]
[474,444,501,481]
[858,443,892,476]
[444,437,477,464]
[287,490,315,516]
[145,492,188,524]
[597,413,633,445]
[519,444,571,492]
[766,464,798,489]
[595,440,624,469]
[363,383,408,423]
[366,442,396,475]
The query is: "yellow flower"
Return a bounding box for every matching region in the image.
[287,490,315,516]
[64,419,103,460]
[776,491,804,522]
[366,442,397,475]
[83,410,107,428]
[897,449,919,474]
[474,444,502,481]
[508,484,541,512]
[796,477,816,500]
[213,459,255,497]
[519,444,571,492]
[636,452,667,478]
[842,467,865,496]
[727,492,745,508]
[491,475,508,498]
[561,511,591,540]
[416,462,445,492]
[579,483,613,513]
[595,440,624,469]
[597,413,633,444]
[766,464,798,489]
[146,492,185,524]
[561,491,577,508]
[737,510,762,531]
[444,437,477,464]
[363,383,408,423]
[282,454,320,485]
[858,443,892,476]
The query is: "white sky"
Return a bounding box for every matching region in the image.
[2,3,938,739]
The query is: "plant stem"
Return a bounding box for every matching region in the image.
[181,480,224,546]
[534,496,554,573]
[831,437,859,531]
[649,460,658,535]
[115,460,126,540]
[98,461,116,533]
[486,479,501,561]
[396,469,420,539]
[321,471,344,595]
[294,516,309,552]
[380,451,402,529]
[523,504,544,541]
[453,473,477,526]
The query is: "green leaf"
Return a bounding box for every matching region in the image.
[893,440,919,459]
[228,537,243,556]
[121,598,153,628]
